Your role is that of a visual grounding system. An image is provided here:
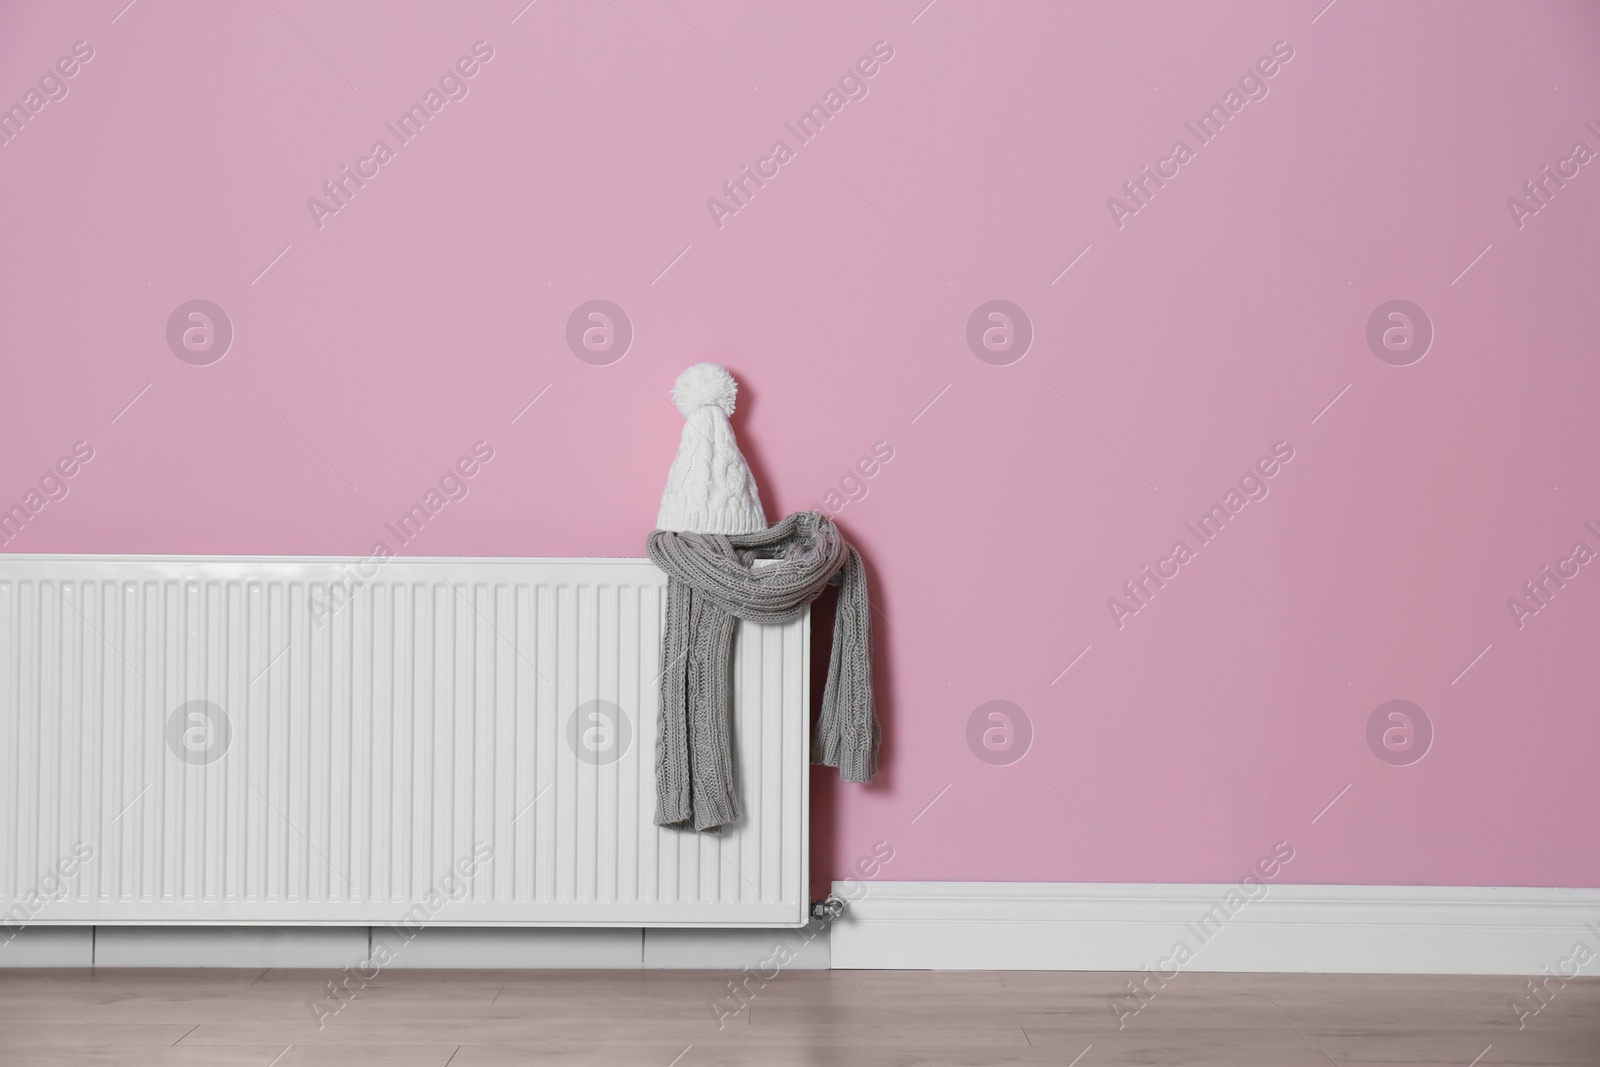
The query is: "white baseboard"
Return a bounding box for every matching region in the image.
[0,926,93,967]
[16,883,1590,974]
[829,882,1600,975]
[643,922,830,969]
[0,925,828,969]
[93,927,367,968]
[387,927,644,968]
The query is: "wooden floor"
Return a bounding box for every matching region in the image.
[0,968,1595,1066]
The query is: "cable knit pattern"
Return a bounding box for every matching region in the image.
[649,512,878,832]
[656,363,766,535]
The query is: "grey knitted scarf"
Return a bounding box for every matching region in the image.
[647,511,877,832]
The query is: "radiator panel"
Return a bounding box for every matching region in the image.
[0,556,808,926]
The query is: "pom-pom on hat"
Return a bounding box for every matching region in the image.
[655,363,768,535]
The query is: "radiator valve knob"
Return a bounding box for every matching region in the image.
[811,895,847,921]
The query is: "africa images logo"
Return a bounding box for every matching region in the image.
[166,700,231,766]
[166,300,234,365]
[1107,441,1295,629]
[1106,40,1295,229]
[306,41,495,230]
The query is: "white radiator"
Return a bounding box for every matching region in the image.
[0,556,809,927]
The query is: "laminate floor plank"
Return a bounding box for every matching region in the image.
[1,969,1594,1066]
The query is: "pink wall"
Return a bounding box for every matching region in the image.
[4,0,1599,891]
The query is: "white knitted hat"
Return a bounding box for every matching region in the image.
[656,363,768,535]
